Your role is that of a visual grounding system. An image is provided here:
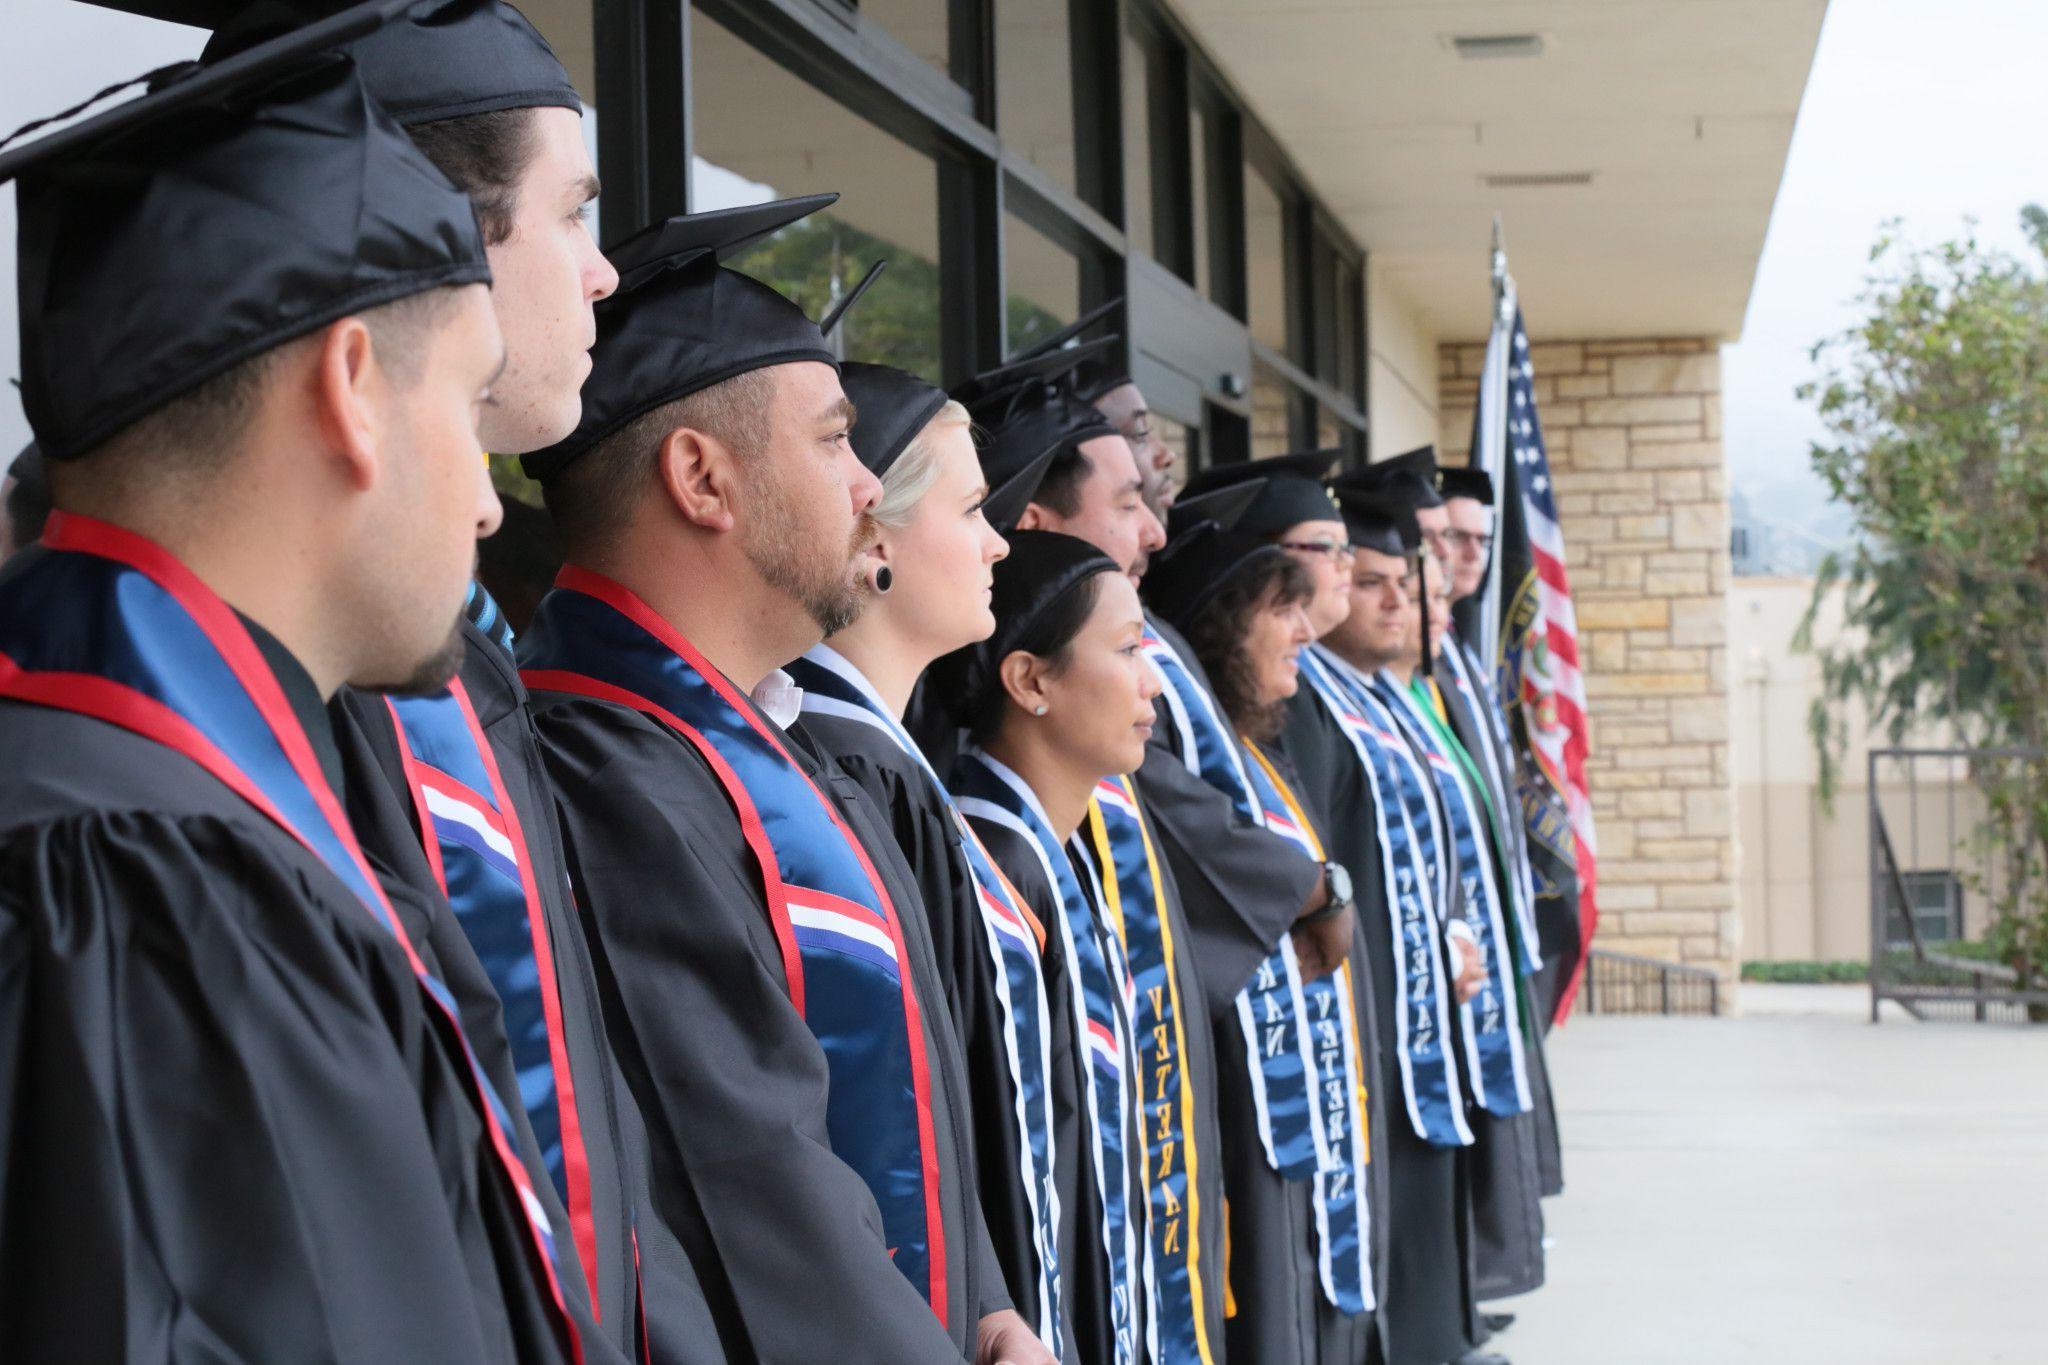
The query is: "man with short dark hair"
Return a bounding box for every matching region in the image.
[0,15,595,1359]
[519,197,1051,1365]
[189,5,699,1352]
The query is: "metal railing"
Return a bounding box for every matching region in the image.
[1867,746,2048,1024]
[1580,948,1720,1017]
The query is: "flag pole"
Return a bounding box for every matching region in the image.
[1474,218,1516,668]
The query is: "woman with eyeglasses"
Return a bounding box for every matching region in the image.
[783,363,1062,1365]
[1142,510,1383,1365]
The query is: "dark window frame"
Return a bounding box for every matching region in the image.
[594,0,1371,454]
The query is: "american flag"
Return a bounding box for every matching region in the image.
[1475,300,1598,1023]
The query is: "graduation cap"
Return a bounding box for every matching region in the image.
[928,530,1118,723]
[1329,485,1415,560]
[1331,444,1443,511]
[953,337,1121,534]
[1438,465,1494,505]
[1140,518,1288,638]
[2,0,491,461]
[192,0,582,124]
[1164,478,1266,541]
[1179,449,1345,538]
[838,362,949,480]
[996,297,1132,403]
[521,194,842,481]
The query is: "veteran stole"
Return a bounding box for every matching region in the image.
[519,568,948,1322]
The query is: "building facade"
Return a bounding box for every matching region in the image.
[4,0,1831,999]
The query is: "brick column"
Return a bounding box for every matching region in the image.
[1437,339,1739,992]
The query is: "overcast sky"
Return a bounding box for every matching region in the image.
[3,0,2045,507]
[1722,0,2048,529]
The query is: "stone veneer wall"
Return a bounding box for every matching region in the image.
[1437,338,1740,992]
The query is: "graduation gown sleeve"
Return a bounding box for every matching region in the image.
[0,800,577,1364]
[1136,622,1319,1017]
[530,696,974,1364]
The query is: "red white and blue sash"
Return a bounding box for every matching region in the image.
[954,750,1141,1365]
[1375,676,1533,1117]
[1300,645,1472,1150]
[788,646,1064,1353]
[1138,624,1324,1180]
[383,604,600,1308]
[0,514,582,1361]
[519,568,948,1323]
[1441,636,1543,973]
[1073,776,1218,1363]
[1240,743,1374,1316]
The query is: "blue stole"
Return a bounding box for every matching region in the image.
[1138,625,1323,1180]
[0,514,580,1350]
[788,646,1064,1353]
[1072,777,1217,1363]
[1374,676,1533,1118]
[383,585,599,1298]
[1441,636,1543,975]
[1238,743,1375,1316]
[1299,646,1473,1149]
[954,750,1141,1365]
[519,567,949,1322]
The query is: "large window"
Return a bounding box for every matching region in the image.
[1245,160,1290,357]
[1003,206,1081,356]
[1120,26,1154,259]
[691,9,944,382]
[996,0,1076,194]
[854,0,955,89]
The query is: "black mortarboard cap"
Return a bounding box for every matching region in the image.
[1179,449,1345,538]
[1164,478,1266,541]
[1141,519,1288,637]
[839,361,949,481]
[199,0,582,124]
[1438,465,1494,505]
[522,194,841,480]
[1001,297,1130,402]
[1331,485,1417,559]
[955,338,1121,533]
[928,530,1118,723]
[3,1,491,461]
[1331,444,1443,511]
[951,333,1119,411]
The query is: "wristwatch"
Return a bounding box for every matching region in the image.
[1302,859,1353,923]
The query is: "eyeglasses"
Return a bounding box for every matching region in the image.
[1279,539,1355,562]
[1446,530,1494,553]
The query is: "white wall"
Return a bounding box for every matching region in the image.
[1366,260,1440,458]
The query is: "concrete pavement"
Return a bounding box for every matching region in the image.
[1493,987,2047,1363]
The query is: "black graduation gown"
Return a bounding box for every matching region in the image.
[805,712,1079,1354]
[1214,742,1381,1365]
[1434,651,1557,1299]
[965,815,1120,1365]
[1282,687,1473,1365]
[1445,638,1566,1199]
[1138,617,1319,1016]
[332,617,719,1361]
[528,687,1004,1363]
[0,692,580,1361]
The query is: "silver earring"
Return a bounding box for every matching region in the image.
[1032,704,1049,716]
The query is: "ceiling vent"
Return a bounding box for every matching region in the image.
[1482,171,1596,189]
[1451,33,1546,60]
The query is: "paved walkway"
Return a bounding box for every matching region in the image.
[1497,986,2047,1363]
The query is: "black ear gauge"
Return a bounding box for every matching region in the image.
[873,564,893,594]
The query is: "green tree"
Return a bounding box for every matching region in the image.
[1797,209,2048,1009]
